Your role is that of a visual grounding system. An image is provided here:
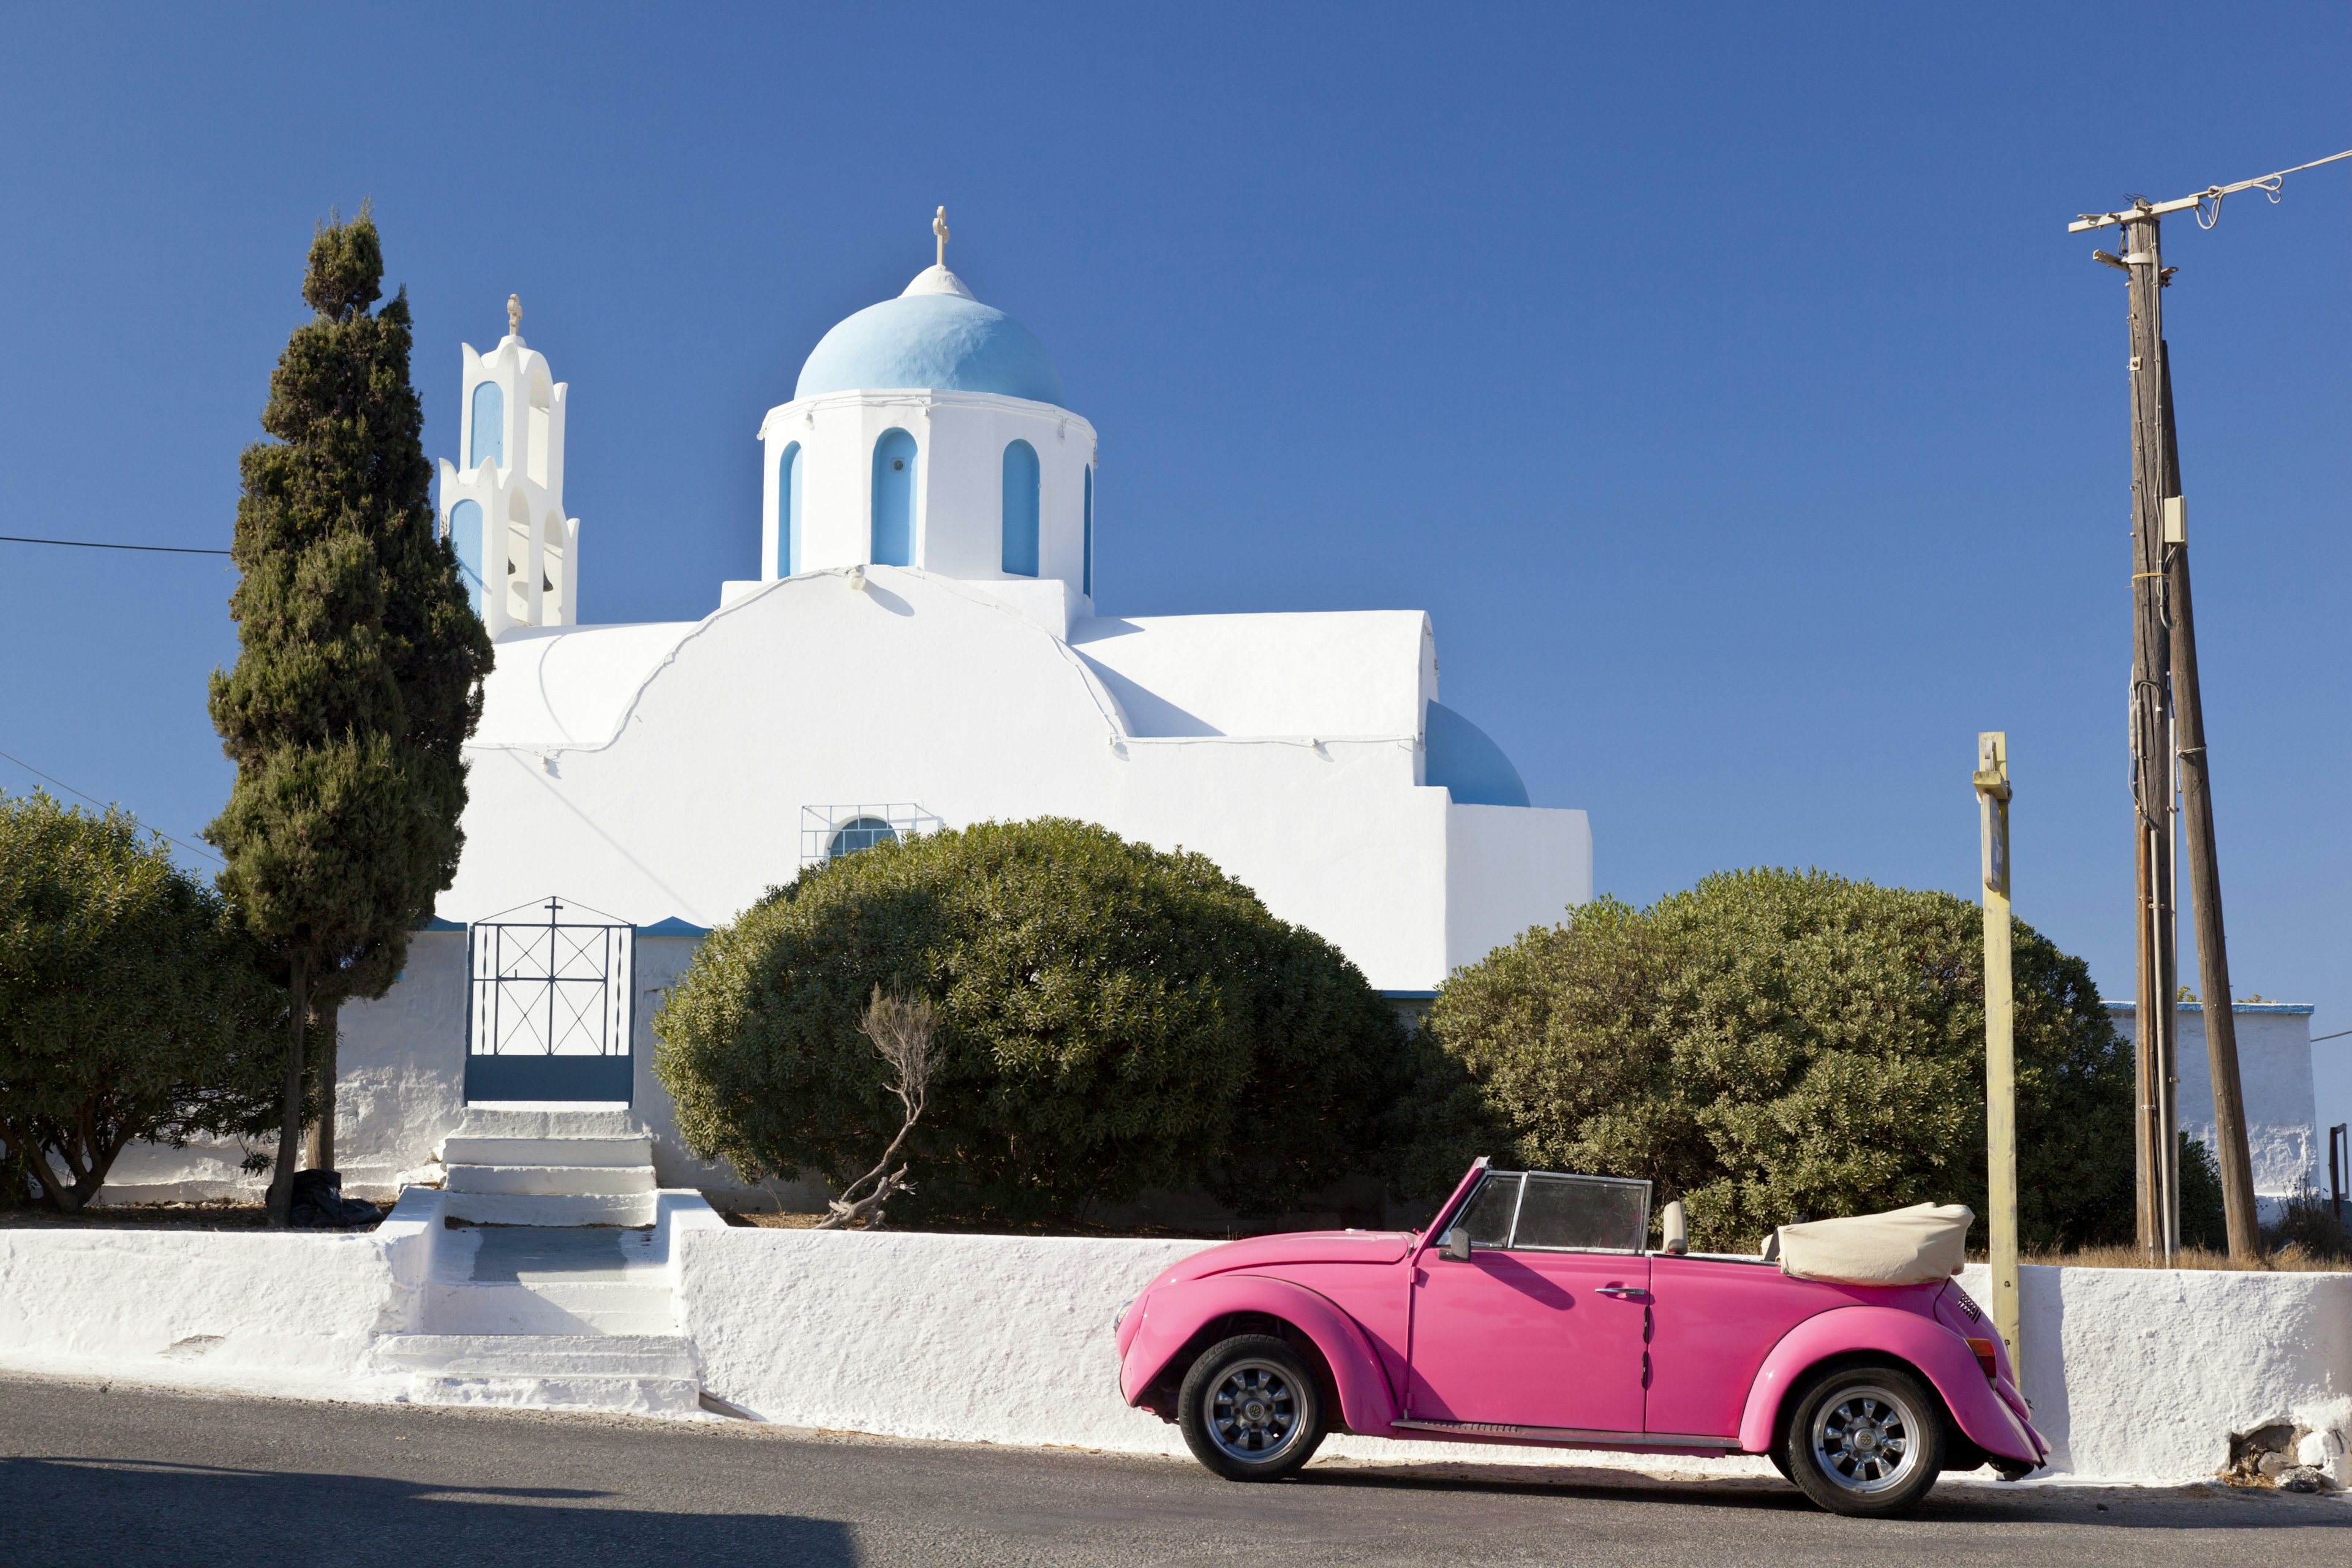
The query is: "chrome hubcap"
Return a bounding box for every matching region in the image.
[1809,1384,1920,1494]
[1207,1361,1299,1460]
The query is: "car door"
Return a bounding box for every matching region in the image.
[1406,1170,1651,1433]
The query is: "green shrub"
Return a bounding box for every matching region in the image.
[653,818,1408,1223]
[0,792,288,1212]
[1414,869,2134,1252]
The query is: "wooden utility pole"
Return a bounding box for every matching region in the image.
[2067,156,2347,1261]
[1974,733,2021,1379]
[2119,206,2181,1262]
[2160,357,2264,1259]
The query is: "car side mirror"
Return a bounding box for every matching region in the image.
[1660,1200,1688,1256]
[1439,1226,1472,1263]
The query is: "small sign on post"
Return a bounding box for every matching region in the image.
[1973,733,2021,1385]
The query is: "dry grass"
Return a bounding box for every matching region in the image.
[725,1210,827,1230]
[0,1199,284,1231]
[714,1207,1257,1240]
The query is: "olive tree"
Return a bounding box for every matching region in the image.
[1415,869,2133,1252]
[0,793,286,1212]
[654,818,1408,1224]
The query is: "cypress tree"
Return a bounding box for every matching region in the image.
[206,207,494,1225]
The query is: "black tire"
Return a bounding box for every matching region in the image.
[1177,1334,1327,1482]
[1782,1363,1945,1517]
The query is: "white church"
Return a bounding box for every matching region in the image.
[114,217,1594,1205]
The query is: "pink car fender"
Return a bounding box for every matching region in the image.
[1736,1305,2042,1466]
[1119,1273,1400,1436]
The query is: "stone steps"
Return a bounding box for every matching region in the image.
[437,1191,658,1226]
[440,1134,652,1168]
[418,1280,677,1336]
[444,1162,658,1196]
[377,1333,701,1416]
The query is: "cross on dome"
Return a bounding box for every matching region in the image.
[933,206,949,269]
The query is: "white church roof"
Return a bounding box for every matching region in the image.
[470,595,1438,751]
[472,620,698,748]
[1070,611,1430,739]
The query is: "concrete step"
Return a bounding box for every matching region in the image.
[439,1191,656,1227]
[378,1332,701,1417]
[444,1163,657,1196]
[418,1280,677,1335]
[375,1333,696,1378]
[401,1373,703,1416]
[440,1134,652,1168]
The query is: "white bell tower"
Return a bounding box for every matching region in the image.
[439,295,581,636]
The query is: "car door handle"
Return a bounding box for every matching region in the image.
[1594,1286,1649,1299]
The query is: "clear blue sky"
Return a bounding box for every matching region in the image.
[4,6,2347,1150]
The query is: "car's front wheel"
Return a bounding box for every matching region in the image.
[1781,1363,1945,1517]
[1177,1334,1327,1482]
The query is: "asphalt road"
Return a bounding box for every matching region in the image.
[1,1373,2343,1567]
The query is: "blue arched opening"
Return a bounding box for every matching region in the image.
[871,428,916,567]
[448,499,486,616]
[779,441,803,576]
[469,381,505,470]
[1082,465,1095,597]
[827,816,898,860]
[1423,701,1531,807]
[1001,440,1039,576]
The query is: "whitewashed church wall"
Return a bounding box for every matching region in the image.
[759,391,1096,591]
[444,570,1559,992]
[1070,611,1433,741]
[92,933,470,1205]
[332,931,470,1196]
[1444,802,1594,977]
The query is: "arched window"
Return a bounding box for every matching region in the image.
[469,380,505,470]
[870,428,916,567]
[448,499,485,612]
[779,441,803,577]
[1000,440,1039,576]
[1082,464,1095,597]
[827,816,898,861]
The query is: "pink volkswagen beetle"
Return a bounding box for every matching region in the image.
[1115,1159,2047,1517]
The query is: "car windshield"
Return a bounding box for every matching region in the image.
[1448,1169,1651,1254]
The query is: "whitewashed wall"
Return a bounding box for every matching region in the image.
[1966,1261,2352,1483]
[2,1221,2346,1484]
[2106,1003,2323,1209]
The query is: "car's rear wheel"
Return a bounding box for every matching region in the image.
[1784,1363,1944,1517]
[1177,1334,1327,1482]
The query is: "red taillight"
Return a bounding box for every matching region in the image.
[1965,1336,1999,1381]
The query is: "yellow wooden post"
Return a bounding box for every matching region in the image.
[1973,733,2021,1384]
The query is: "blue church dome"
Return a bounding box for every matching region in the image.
[1424,701,1531,807]
[796,267,1067,406]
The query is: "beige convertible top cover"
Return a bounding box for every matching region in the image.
[1775,1202,1973,1286]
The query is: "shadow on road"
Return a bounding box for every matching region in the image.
[0,1455,858,1568]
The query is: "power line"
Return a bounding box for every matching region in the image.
[1,533,230,556]
[2070,146,2352,233]
[0,747,225,867]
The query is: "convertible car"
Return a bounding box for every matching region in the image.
[1114,1159,2047,1516]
